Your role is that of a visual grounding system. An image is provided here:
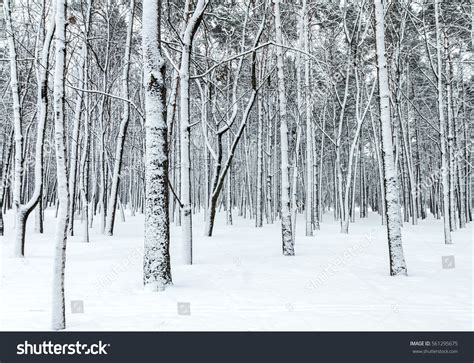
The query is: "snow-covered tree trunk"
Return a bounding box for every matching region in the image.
[291,122,301,236]
[67,45,86,237]
[274,0,294,255]
[52,0,70,330]
[374,0,407,276]
[143,0,172,291]
[434,0,452,244]
[142,0,172,291]
[97,1,112,234]
[4,0,25,257]
[0,132,13,236]
[266,106,275,224]
[204,90,258,236]
[79,102,90,243]
[317,103,327,227]
[370,105,386,225]
[292,3,304,237]
[303,4,313,236]
[336,62,351,233]
[341,71,374,234]
[341,119,363,234]
[16,0,56,243]
[256,90,264,228]
[226,163,233,225]
[78,0,93,243]
[106,0,135,236]
[179,0,207,264]
[180,36,193,263]
[12,0,54,243]
[444,38,457,231]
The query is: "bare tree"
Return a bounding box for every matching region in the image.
[142,0,172,290]
[374,0,407,276]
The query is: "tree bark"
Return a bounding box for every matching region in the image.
[374,0,407,276]
[142,0,172,291]
[51,0,70,330]
[105,0,135,236]
[274,0,294,255]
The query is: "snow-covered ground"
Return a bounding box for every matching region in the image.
[0,209,472,331]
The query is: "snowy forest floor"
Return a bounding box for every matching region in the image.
[0,209,472,331]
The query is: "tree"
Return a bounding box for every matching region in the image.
[273,0,294,256]
[179,0,208,265]
[142,0,172,290]
[374,0,407,276]
[51,0,70,330]
[105,0,135,236]
[4,0,24,257]
[434,0,452,244]
[203,5,265,237]
[12,0,56,253]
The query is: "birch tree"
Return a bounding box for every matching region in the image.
[4,0,25,257]
[434,0,452,244]
[179,0,208,264]
[105,0,135,236]
[274,0,294,256]
[51,0,70,330]
[142,0,172,290]
[374,0,407,276]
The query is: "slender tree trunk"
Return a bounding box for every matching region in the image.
[67,45,86,237]
[79,43,91,243]
[52,0,70,330]
[4,0,25,257]
[291,123,301,236]
[256,93,264,228]
[179,0,207,264]
[304,6,313,236]
[374,0,407,276]
[0,131,13,236]
[274,0,294,255]
[105,0,135,236]
[445,37,456,231]
[434,0,452,244]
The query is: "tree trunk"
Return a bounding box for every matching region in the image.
[179,0,207,264]
[256,93,264,228]
[105,0,135,236]
[434,0,452,244]
[142,0,172,291]
[374,0,407,276]
[4,0,25,257]
[274,0,294,255]
[51,0,70,330]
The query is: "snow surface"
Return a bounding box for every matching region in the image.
[0,209,472,331]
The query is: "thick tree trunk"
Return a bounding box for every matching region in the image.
[142,0,172,291]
